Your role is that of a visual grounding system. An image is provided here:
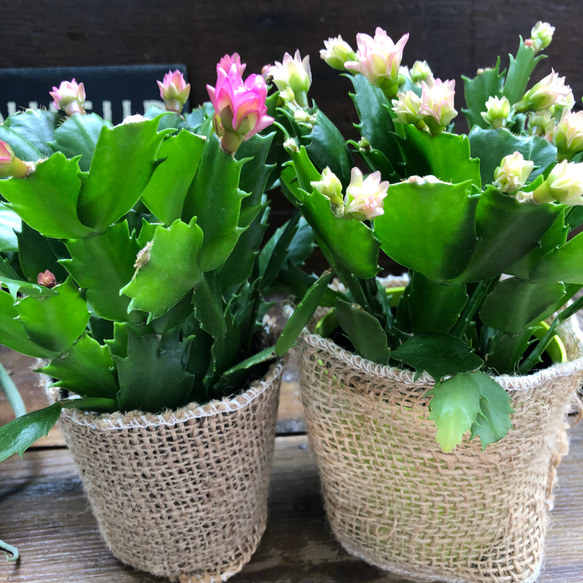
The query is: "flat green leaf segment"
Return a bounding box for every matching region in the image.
[0,154,92,239]
[469,127,557,186]
[64,220,143,322]
[462,58,505,129]
[392,334,483,381]
[114,326,194,413]
[429,372,514,452]
[0,402,62,462]
[77,118,165,232]
[182,132,247,272]
[335,299,390,364]
[373,179,478,282]
[121,217,204,319]
[399,125,481,188]
[141,129,205,226]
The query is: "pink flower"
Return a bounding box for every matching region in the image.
[157,70,191,114]
[419,78,458,132]
[207,60,274,153]
[344,28,409,98]
[344,168,389,221]
[218,53,246,77]
[49,79,86,116]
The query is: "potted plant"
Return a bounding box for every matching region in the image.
[269,22,583,583]
[0,57,315,581]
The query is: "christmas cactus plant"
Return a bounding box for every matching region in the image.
[270,22,583,451]
[0,59,315,462]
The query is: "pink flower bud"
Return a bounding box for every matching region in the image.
[37,270,57,289]
[0,141,31,179]
[218,53,246,77]
[392,90,422,125]
[418,78,458,133]
[266,50,312,109]
[533,160,583,205]
[515,70,573,113]
[157,70,191,114]
[320,35,356,71]
[493,152,534,194]
[207,59,274,154]
[345,28,409,98]
[49,79,86,116]
[311,167,344,207]
[530,21,555,52]
[554,110,583,160]
[344,168,389,221]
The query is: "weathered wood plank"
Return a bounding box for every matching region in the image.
[0,427,582,582]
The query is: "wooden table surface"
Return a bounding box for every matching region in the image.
[1,347,582,583]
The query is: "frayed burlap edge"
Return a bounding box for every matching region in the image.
[296,317,583,583]
[49,362,283,583]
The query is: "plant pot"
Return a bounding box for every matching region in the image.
[296,322,583,583]
[49,362,282,583]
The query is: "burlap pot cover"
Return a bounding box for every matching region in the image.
[52,362,282,583]
[296,321,583,583]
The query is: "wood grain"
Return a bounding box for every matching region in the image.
[0,428,582,582]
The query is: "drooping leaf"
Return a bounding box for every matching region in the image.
[0,403,62,462]
[335,299,391,365]
[429,371,513,452]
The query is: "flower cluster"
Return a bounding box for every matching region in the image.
[268,21,583,452]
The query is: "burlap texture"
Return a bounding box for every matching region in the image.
[296,321,583,583]
[52,362,282,583]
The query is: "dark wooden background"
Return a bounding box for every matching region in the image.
[2,0,582,133]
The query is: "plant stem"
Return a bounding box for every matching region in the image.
[518,294,583,374]
[0,362,26,419]
[0,539,19,562]
[450,277,499,338]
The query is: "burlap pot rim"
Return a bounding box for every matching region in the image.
[299,317,583,393]
[48,360,283,431]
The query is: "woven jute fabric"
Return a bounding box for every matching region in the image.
[296,320,583,583]
[52,363,282,583]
